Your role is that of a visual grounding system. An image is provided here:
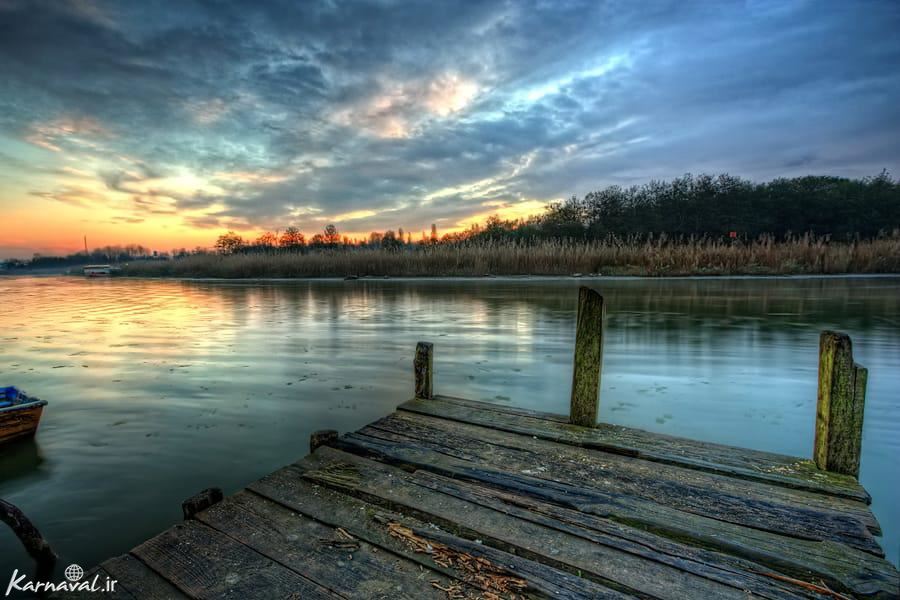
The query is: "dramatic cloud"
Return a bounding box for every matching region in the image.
[0,0,898,253]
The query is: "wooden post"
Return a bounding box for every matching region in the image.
[814,331,867,478]
[414,341,433,399]
[182,487,224,520]
[310,429,338,452]
[570,287,605,427]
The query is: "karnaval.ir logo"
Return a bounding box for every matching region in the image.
[64,564,84,582]
[5,563,117,596]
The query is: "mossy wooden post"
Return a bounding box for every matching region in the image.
[814,331,867,478]
[414,341,433,400]
[570,287,605,427]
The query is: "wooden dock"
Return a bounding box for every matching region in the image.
[67,289,897,599]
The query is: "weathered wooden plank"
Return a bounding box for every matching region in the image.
[406,467,900,600]
[131,520,339,599]
[333,426,893,570]
[101,554,188,599]
[298,445,820,599]
[400,395,870,503]
[248,463,632,600]
[364,411,881,548]
[570,287,605,427]
[332,430,897,597]
[391,408,877,528]
[815,331,867,477]
[196,489,467,599]
[249,471,504,596]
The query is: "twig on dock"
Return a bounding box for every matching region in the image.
[386,521,526,599]
[751,570,852,599]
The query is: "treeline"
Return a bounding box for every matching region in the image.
[477,171,900,242]
[212,172,900,255]
[5,172,899,270]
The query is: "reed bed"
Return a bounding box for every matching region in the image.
[121,236,900,278]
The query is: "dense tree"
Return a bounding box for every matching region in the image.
[256,231,277,247]
[215,231,245,254]
[522,172,900,242]
[323,224,340,246]
[279,227,305,248]
[381,230,403,250]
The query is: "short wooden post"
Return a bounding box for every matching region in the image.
[310,429,338,452]
[182,487,224,520]
[414,342,433,399]
[570,287,605,427]
[814,331,867,478]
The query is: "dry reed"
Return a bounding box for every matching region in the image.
[121,236,900,278]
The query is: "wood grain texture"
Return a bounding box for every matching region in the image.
[131,520,339,599]
[413,341,433,400]
[815,331,866,477]
[78,390,896,599]
[400,395,870,502]
[0,404,44,444]
[197,490,466,600]
[299,446,819,599]
[250,462,631,599]
[365,411,880,545]
[101,554,188,599]
[329,430,898,598]
[570,287,604,427]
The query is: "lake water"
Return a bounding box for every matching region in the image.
[0,275,898,577]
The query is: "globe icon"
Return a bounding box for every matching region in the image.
[64,564,84,582]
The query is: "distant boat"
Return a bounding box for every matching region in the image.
[0,387,47,445]
[83,264,119,277]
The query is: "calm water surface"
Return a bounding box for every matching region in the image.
[1,276,898,575]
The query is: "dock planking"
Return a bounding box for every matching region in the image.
[76,394,898,599]
[60,290,898,599]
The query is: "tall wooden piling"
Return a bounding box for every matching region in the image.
[414,341,433,400]
[814,331,867,478]
[570,287,605,427]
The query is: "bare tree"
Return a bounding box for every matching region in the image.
[215,231,245,254]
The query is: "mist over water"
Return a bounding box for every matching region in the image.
[1,276,897,575]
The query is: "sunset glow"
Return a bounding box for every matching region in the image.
[1,1,897,257]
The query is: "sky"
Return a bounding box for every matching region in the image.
[1,0,898,257]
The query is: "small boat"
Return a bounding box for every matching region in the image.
[0,387,47,445]
[83,264,113,277]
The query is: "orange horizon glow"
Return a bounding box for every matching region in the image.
[0,164,553,257]
[0,124,556,258]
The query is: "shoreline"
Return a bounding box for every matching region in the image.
[5,272,900,282]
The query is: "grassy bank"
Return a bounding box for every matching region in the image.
[120,236,900,278]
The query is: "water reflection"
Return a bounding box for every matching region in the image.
[0,276,897,575]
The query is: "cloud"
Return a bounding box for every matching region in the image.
[328,71,480,139]
[0,0,898,246]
